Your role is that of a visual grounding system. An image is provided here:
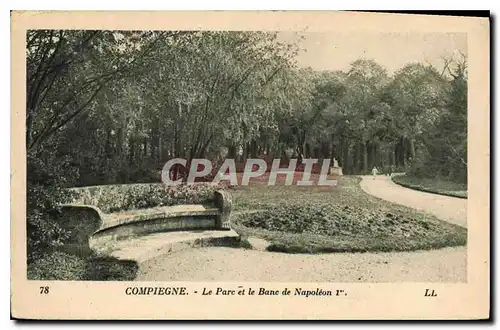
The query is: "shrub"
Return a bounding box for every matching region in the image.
[232,198,467,253]
[27,251,88,280]
[237,203,424,238]
[27,151,76,263]
[84,256,138,281]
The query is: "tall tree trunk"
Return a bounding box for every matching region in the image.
[174,122,179,158]
[346,141,353,174]
[242,143,250,162]
[305,142,311,158]
[354,141,360,174]
[118,116,126,167]
[371,142,379,169]
[363,141,368,174]
[251,139,258,158]
[337,140,344,166]
[117,127,124,159]
[313,146,321,159]
[401,137,407,168]
[281,147,290,163]
[367,141,373,170]
[409,138,416,159]
[341,139,349,170]
[392,145,396,167]
[143,140,147,158]
[158,135,163,162]
[151,120,159,162]
[178,103,185,160]
[330,136,336,163]
[228,144,237,159]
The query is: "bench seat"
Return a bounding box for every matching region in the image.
[57,187,234,259]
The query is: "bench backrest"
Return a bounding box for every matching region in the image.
[68,183,222,213]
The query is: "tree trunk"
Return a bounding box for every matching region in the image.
[251,139,258,158]
[409,138,416,159]
[281,147,290,163]
[402,138,407,168]
[341,139,348,170]
[242,143,250,162]
[159,135,163,162]
[354,141,361,174]
[305,143,311,158]
[151,120,159,162]
[392,145,396,167]
[228,144,237,159]
[366,141,371,170]
[330,136,336,163]
[345,141,352,174]
[363,141,368,174]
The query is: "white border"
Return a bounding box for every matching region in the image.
[4,3,495,329]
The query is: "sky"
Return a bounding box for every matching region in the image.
[278,32,467,74]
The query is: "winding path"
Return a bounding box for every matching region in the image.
[360,175,467,227]
[137,176,467,282]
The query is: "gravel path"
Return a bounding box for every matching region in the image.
[138,246,466,282]
[137,176,467,282]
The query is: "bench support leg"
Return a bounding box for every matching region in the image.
[214,190,232,230]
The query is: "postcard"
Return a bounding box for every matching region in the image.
[11,10,490,320]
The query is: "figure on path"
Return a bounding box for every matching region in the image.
[371,166,378,180]
[387,164,393,177]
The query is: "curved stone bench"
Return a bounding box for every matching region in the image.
[57,184,238,262]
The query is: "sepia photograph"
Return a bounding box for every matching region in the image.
[11,11,489,320]
[25,28,468,282]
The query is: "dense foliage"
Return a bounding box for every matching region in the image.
[27,30,467,185]
[26,30,467,261]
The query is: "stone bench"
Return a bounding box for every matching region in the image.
[56,184,238,262]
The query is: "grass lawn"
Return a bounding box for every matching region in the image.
[229,176,467,253]
[392,175,467,199]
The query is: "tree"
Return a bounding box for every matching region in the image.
[418,55,467,181]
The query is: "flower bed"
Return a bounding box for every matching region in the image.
[230,176,467,253]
